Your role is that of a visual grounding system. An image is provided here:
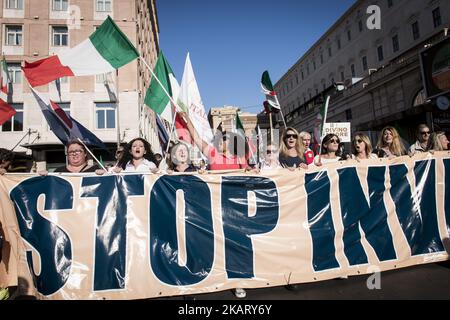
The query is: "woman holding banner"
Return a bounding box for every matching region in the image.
[431,132,449,151]
[352,133,378,161]
[374,127,407,159]
[279,128,308,170]
[116,138,159,173]
[168,142,197,173]
[314,134,342,166]
[54,141,100,173]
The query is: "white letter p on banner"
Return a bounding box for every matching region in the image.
[366,5,381,30]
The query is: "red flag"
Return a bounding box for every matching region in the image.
[175,113,192,144]
[0,98,16,125]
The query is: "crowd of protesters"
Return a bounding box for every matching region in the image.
[0,123,449,300]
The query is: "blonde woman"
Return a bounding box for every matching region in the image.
[374,127,407,158]
[431,132,449,151]
[352,133,378,160]
[279,127,308,169]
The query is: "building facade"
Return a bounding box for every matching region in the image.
[208,106,257,135]
[275,0,450,144]
[0,0,160,169]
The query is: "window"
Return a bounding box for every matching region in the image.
[301,70,304,80]
[52,26,68,46]
[6,0,23,9]
[307,64,310,75]
[337,39,341,50]
[331,78,334,85]
[328,47,332,57]
[362,56,368,71]
[96,0,112,12]
[8,63,22,84]
[432,7,442,28]
[358,20,363,32]
[392,35,399,52]
[315,88,319,95]
[341,71,345,82]
[351,64,355,77]
[96,102,116,129]
[412,21,420,40]
[387,0,393,8]
[52,0,68,11]
[320,53,324,64]
[1,104,23,132]
[377,45,384,61]
[313,60,316,71]
[5,25,22,46]
[96,72,113,84]
[347,30,352,42]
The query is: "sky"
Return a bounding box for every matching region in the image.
[156,0,356,114]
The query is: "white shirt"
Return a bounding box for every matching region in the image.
[260,160,281,170]
[313,155,339,166]
[125,159,157,172]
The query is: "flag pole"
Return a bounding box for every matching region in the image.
[274,95,288,128]
[318,96,331,156]
[139,56,181,152]
[269,112,274,146]
[76,138,107,171]
[115,69,120,148]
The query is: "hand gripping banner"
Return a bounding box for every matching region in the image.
[1,153,449,299]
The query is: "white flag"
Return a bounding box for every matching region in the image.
[177,53,214,144]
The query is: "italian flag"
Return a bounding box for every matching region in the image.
[261,70,281,110]
[144,51,180,123]
[0,56,15,125]
[22,16,139,87]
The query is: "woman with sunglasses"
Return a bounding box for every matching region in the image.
[314,134,342,166]
[374,126,407,159]
[352,133,377,160]
[279,127,308,170]
[408,124,432,156]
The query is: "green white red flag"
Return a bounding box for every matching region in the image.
[22,16,139,87]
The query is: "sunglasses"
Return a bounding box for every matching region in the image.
[285,134,298,139]
[421,131,430,135]
[329,139,340,144]
[355,139,363,144]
